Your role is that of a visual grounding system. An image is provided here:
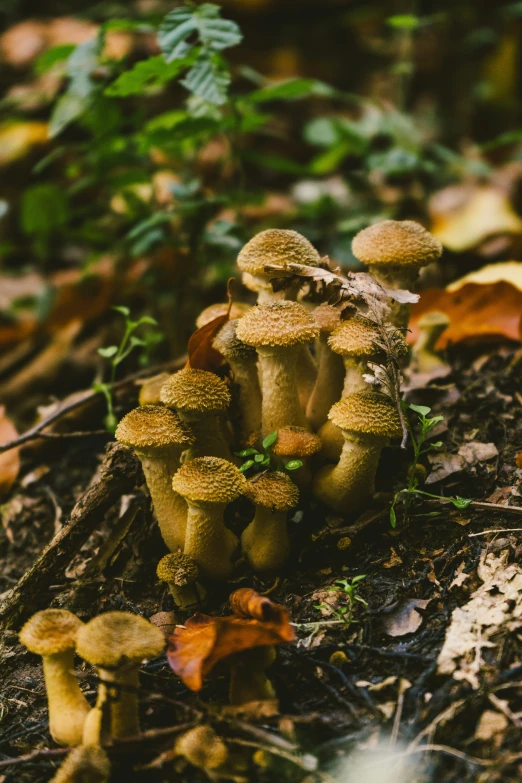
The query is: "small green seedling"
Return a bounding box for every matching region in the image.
[390,403,471,527]
[235,431,303,475]
[94,306,163,432]
[315,576,367,627]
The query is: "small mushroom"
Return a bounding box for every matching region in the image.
[196,301,250,330]
[19,609,90,747]
[160,368,234,462]
[411,311,450,374]
[175,725,228,771]
[241,471,299,573]
[137,372,171,406]
[156,551,206,611]
[76,612,165,744]
[271,426,322,490]
[172,457,246,580]
[213,319,262,445]
[237,228,320,304]
[115,405,194,552]
[313,392,402,514]
[305,303,344,431]
[236,301,319,436]
[352,220,442,328]
[50,746,110,783]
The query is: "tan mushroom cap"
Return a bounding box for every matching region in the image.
[272,426,322,457]
[328,316,382,359]
[328,391,402,438]
[19,609,83,656]
[157,552,199,587]
[237,228,320,276]
[196,302,250,330]
[236,301,319,348]
[213,319,257,363]
[160,369,230,414]
[76,612,165,668]
[352,220,442,269]
[172,457,246,504]
[115,405,194,451]
[244,471,299,511]
[313,303,342,334]
[51,746,110,783]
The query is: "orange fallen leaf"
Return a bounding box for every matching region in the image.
[167,590,294,692]
[186,314,229,372]
[0,406,20,499]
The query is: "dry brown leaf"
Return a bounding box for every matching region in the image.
[0,407,20,499]
[475,710,508,745]
[426,441,498,484]
[382,547,403,569]
[186,313,229,371]
[229,587,286,624]
[381,598,431,637]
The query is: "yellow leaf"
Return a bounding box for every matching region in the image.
[447,261,522,293]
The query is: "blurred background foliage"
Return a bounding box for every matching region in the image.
[1,0,522,416]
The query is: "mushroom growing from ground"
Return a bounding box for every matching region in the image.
[19,609,90,747]
[160,368,233,461]
[271,426,322,490]
[411,311,450,375]
[115,405,194,552]
[352,220,443,328]
[236,301,319,436]
[305,303,344,431]
[77,612,165,745]
[175,725,228,771]
[313,391,402,515]
[196,301,250,329]
[213,319,262,445]
[171,457,246,580]
[241,471,299,573]
[51,746,110,783]
[157,551,206,611]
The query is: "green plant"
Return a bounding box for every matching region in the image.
[94,306,163,431]
[390,404,471,527]
[236,431,303,475]
[315,576,367,627]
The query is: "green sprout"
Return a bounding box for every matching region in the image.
[390,403,471,527]
[315,576,367,627]
[235,431,303,475]
[94,306,163,432]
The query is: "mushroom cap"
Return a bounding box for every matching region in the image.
[236,301,319,348]
[137,372,171,406]
[176,725,228,770]
[213,320,257,363]
[328,391,402,438]
[160,369,230,414]
[352,220,442,269]
[272,426,322,457]
[172,457,246,504]
[76,611,165,668]
[157,552,199,587]
[313,303,342,334]
[196,302,250,330]
[51,746,110,783]
[115,405,194,451]
[237,228,320,276]
[328,316,381,358]
[20,609,83,656]
[244,471,299,511]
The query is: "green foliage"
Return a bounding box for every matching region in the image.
[236,431,303,475]
[49,37,102,137]
[21,184,69,237]
[105,55,196,97]
[390,404,471,527]
[315,576,367,626]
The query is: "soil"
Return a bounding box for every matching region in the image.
[1,342,522,782]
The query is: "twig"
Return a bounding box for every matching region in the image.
[469,527,522,537]
[364,742,495,768]
[37,430,110,440]
[0,748,68,769]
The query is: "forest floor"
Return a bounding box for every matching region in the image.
[1,341,522,783]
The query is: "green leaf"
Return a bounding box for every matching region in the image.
[451,496,473,509]
[236,448,259,457]
[49,38,101,137]
[98,345,118,358]
[239,460,255,472]
[387,14,420,30]
[390,505,397,528]
[105,55,194,97]
[249,78,335,104]
[159,4,242,63]
[112,305,131,317]
[254,454,265,463]
[409,404,431,417]
[260,456,271,467]
[35,44,76,74]
[137,316,159,326]
[20,185,68,236]
[285,460,303,471]
[181,53,230,105]
[351,575,366,583]
[430,441,443,448]
[129,335,146,348]
[262,431,278,450]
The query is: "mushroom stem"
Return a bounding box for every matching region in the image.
[306,336,345,430]
[51,746,110,783]
[184,502,238,580]
[314,433,387,514]
[42,651,90,747]
[295,345,318,411]
[85,665,141,744]
[257,347,308,436]
[228,646,276,704]
[230,362,262,444]
[180,414,234,462]
[138,447,187,552]
[342,357,370,396]
[369,266,418,329]
[241,507,291,573]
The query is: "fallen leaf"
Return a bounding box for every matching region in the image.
[459,442,498,464]
[426,441,498,484]
[0,121,49,166]
[447,261,522,293]
[450,563,470,590]
[381,598,431,637]
[382,547,403,569]
[186,314,228,371]
[229,587,286,624]
[0,407,20,499]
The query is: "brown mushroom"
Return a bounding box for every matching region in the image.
[271,426,322,490]
[156,551,206,611]
[305,303,345,431]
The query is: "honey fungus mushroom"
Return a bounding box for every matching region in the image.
[175,725,228,772]
[213,319,262,444]
[157,551,206,611]
[19,609,90,747]
[236,301,319,436]
[77,612,165,744]
[305,303,344,431]
[271,426,321,490]
[50,746,110,783]
[160,368,233,461]
[241,471,299,573]
[313,392,402,515]
[172,457,246,580]
[195,301,250,329]
[115,405,194,552]
[237,228,321,304]
[352,220,442,327]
